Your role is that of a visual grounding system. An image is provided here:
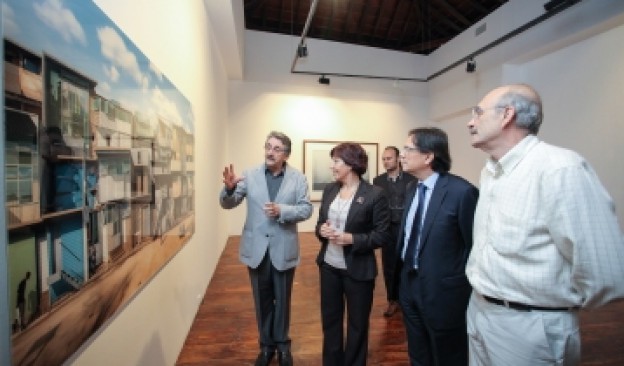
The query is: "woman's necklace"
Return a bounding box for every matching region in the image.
[333,183,358,230]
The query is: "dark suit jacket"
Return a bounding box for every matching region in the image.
[394,173,478,330]
[372,171,416,225]
[315,181,391,281]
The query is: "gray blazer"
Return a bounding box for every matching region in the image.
[220,163,313,270]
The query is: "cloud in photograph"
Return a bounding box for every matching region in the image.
[151,87,183,128]
[184,109,195,134]
[2,3,20,36]
[103,65,120,82]
[95,81,112,96]
[150,62,164,82]
[97,26,148,88]
[33,0,87,45]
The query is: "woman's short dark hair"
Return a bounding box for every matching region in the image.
[408,127,451,173]
[331,142,368,177]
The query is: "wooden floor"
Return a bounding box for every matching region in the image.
[177,232,624,365]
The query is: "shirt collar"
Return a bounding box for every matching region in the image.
[486,135,539,177]
[387,170,404,181]
[420,172,439,191]
[265,163,286,176]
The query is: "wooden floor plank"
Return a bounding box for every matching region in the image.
[177,232,624,365]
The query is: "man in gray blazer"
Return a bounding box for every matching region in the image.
[220,131,313,366]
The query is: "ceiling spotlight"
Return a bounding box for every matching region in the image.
[297,43,308,58]
[318,75,330,85]
[466,57,476,73]
[543,0,580,12]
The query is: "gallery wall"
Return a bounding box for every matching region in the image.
[225,0,624,235]
[63,0,230,365]
[226,28,431,234]
[429,1,624,229]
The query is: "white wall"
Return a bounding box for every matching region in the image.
[225,30,431,234]
[66,1,230,365]
[226,1,624,234]
[522,24,624,228]
[432,13,624,228]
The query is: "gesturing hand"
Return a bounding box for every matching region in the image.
[222,164,243,190]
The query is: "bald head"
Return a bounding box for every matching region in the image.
[468,83,544,160]
[491,83,543,134]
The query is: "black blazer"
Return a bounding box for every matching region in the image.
[394,173,478,330]
[315,181,391,281]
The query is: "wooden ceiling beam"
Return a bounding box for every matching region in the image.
[243,0,508,55]
[355,0,371,44]
[396,1,416,51]
[467,0,490,14]
[340,0,353,40]
[429,4,463,34]
[383,0,403,43]
[370,1,384,43]
[436,0,471,27]
[321,0,336,39]
[277,0,284,33]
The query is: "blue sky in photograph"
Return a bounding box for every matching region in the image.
[2,0,194,134]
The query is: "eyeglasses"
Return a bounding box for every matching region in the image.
[264,143,286,154]
[471,105,506,119]
[401,146,419,154]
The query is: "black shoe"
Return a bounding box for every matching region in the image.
[278,351,293,366]
[383,301,399,317]
[255,350,275,366]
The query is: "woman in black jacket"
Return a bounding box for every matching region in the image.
[315,142,390,366]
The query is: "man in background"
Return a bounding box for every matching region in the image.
[16,271,31,331]
[373,146,415,317]
[466,83,624,365]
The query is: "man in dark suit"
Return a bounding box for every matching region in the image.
[394,127,478,366]
[373,146,415,317]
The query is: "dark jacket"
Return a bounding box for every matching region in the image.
[394,173,478,330]
[315,180,391,281]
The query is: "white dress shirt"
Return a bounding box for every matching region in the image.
[402,172,439,264]
[466,135,624,308]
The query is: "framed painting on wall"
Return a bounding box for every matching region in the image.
[303,140,378,202]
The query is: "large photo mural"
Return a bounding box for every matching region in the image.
[2,1,195,364]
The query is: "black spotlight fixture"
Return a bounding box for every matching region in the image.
[297,43,308,58]
[466,57,476,73]
[544,0,580,12]
[318,75,330,85]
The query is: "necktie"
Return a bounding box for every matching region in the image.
[405,183,427,270]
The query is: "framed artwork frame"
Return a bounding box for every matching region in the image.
[303,140,378,202]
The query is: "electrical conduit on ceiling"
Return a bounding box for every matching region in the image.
[290,0,582,83]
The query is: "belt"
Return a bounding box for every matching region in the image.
[483,295,577,312]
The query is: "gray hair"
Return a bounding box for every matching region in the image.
[266,131,292,155]
[496,84,543,134]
